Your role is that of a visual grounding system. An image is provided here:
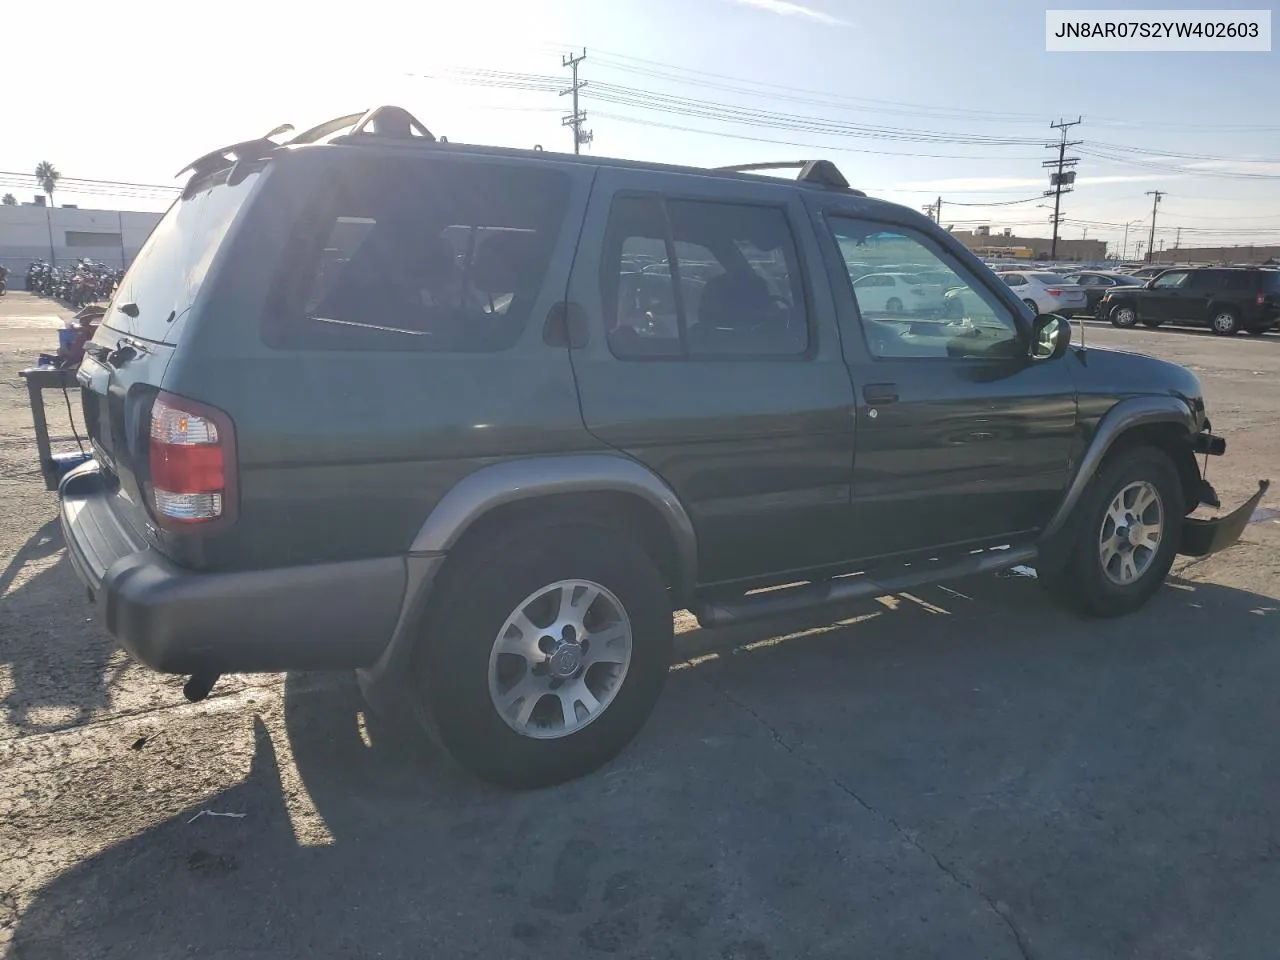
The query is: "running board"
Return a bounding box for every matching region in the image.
[692,545,1038,628]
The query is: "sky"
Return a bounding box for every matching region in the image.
[2,0,1278,256]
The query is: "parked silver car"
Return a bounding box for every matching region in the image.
[998,271,1089,315]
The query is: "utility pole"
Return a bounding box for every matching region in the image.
[1174,225,1182,253]
[560,49,593,155]
[1144,190,1165,263]
[1136,240,1145,260]
[1043,117,1082,260]
[920,196,942,223]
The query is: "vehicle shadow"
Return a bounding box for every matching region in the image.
[10,572,1280,959]
[0,520,124,734]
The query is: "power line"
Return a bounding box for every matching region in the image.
[591,110,1045,163]
[544,42,1280,134]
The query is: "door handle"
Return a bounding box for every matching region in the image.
[863,383,899,405]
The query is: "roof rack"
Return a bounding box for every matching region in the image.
[173,106,439,199]
[712,159,863,194]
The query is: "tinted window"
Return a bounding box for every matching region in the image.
[271,158,570,352]
[1031,273,1069,284]
[1151,271,1190,289]
[1001,274,1026,287]
[828,218,1021,360]
[603,196,808,359]
[104,170,260,344]
[1209,271,1252,291]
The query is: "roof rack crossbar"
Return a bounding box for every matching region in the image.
[287,112,367,146]
[345,106,435,142]
[711,158,858,193]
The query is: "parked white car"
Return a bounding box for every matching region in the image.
[997,271,1088,315]
[851,272,947,316]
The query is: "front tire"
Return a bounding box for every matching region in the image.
[1110,304,1139,328]
[1040,447,1184,618]
[416,518,673,788]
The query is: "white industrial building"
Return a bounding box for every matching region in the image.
[0,201,164,285]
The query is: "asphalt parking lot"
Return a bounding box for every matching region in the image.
[2,292,1279,960]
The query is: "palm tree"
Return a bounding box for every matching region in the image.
[34,161,61,206]
[1,193,15,206]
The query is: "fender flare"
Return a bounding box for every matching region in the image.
[357,454,698,708]
[1040,395,1196,541]
[409,453,698,590]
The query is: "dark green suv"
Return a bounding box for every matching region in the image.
[60,107,1266,787]
[1101,266,1280,335]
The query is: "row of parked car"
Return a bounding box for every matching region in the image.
[987,264,1280,337]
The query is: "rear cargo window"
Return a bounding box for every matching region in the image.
[270,158,570,352]
[103,171,261,344]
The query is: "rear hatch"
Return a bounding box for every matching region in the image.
[78,169,262,537]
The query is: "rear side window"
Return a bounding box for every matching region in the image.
[270,158,570,352]
[601,195,808,359]
[104,171,261,344]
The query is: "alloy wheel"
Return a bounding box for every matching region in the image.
[487,579,633,739]
[1098,480,1164,586]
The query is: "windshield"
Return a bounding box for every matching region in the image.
[101,171,261,343]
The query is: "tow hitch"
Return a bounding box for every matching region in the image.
[183,672,221,703]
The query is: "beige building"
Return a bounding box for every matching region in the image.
[949,226,1108,262]
[1152,245,1280,265]
[0,202,163,282]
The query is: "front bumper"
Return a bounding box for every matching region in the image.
[1180,479,1269,558]
[59,461,406,674]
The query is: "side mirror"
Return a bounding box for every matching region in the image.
[1029,313,1072,361]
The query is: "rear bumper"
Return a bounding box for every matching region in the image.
[59,461,407,674]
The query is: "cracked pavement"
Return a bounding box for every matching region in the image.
[3,293,1280,959]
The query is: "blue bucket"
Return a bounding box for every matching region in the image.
[58,327,77,352]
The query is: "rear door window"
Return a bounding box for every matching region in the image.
[103,170,262,343]
[602,195,809,359]
[271,158,571,352]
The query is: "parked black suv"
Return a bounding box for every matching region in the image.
[1101,266,1280,335]
[59,107,1266,787]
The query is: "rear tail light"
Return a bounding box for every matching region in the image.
[148,392,237,529]
[1047,288,1063,297]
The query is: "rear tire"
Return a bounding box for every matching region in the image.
[1040,446,1183,618]
[1110,304,1139,328]
[1210,308,1240,336]
[415,517,673,788]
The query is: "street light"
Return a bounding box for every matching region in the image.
[1119,219,1140,261]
